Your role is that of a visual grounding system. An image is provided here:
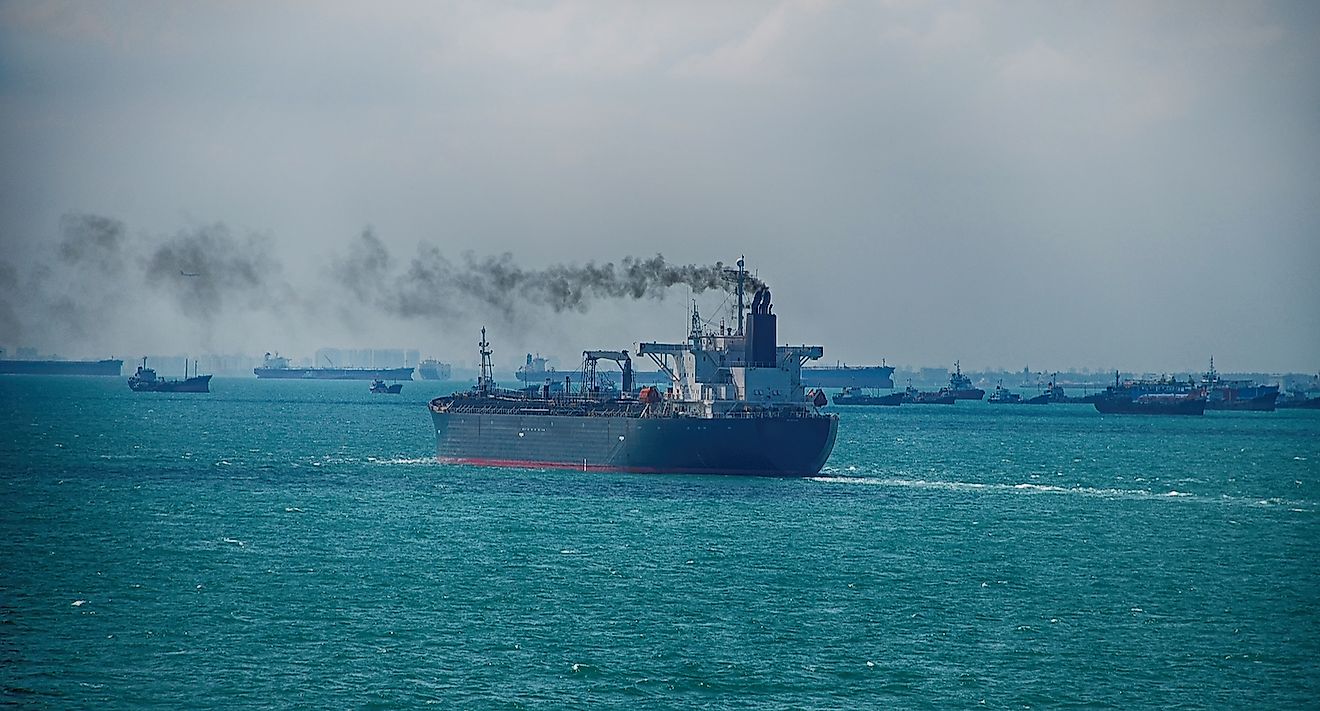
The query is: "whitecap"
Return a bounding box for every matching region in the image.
[72,599,87,606]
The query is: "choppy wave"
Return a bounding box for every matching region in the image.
[809,475,1315,510]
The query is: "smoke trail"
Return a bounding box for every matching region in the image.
[333,228,762,320]
[143,223,287,321]
[7,213,762,355]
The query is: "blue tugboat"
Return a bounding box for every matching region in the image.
[987,382,1022,404]
[128,358,211,393]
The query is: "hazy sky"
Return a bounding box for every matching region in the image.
[2,1,1317,373]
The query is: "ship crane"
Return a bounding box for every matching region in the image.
[580,350,633,396]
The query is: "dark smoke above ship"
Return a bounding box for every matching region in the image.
[428,258,838,476]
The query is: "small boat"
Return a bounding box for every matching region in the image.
[900,385,956,405]
[987,382,1021,404]
[370,379,403,394]
[832,387,904,406]
[128,357,211,393]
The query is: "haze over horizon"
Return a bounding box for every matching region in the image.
[2,1,1317,374]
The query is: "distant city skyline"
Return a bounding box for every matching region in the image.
[2,2,1317,373]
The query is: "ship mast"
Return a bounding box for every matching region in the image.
[477,327,494,396]
[721,256,748,336]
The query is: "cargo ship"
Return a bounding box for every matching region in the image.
[0,357,123,376]
[253,353,415,380]
[1093,373,1206,415]
[946,361,985,400]
[416,358,452,380]
[428,261,838,476]
[1200,358,1279,412]
[128,358,211,393]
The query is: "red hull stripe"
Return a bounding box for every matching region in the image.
[437,456,810,477]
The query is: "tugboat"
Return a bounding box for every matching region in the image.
[1093,372,1206,415]
[946,361,985,400]
[370,379,403,394]
[833,386,905,406]
[1044,374,1099,404]
[987,381,1022,404]
[128,357,211,393]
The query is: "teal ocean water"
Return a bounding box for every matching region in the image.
[3,376,1318,708]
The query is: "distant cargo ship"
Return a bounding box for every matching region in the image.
[253,353,414,380]
[0,358,123,376]
[802,364,895,389]
[416,358,452,380]
[1093,373,1206,415]
[128,358,211,393]
[1200,359,1279,412]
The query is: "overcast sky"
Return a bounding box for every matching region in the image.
[2,0,1317,373]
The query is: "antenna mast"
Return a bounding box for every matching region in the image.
[478,327,494,396]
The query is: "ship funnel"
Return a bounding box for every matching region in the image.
[745,287,777,367]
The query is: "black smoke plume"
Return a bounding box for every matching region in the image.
[143,223,287,321]
[332,228,760,320]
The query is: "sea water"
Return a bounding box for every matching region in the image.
[2,376,1318,708]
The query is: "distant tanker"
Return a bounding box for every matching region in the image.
[254,353,414,380]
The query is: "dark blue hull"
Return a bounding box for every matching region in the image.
[431,411,838,477]
[1,359,123,376]
[129,375,212,393]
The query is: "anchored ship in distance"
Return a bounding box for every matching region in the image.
[0,357,123,376]
[416,358,452,380]
[1201,358,1279,412]
[428,259,838,476]
[1093,372,1207,415]
[254,352,415,380]
[128,357,211,393]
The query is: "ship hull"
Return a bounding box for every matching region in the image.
[1206,392,1278,412]
[1094,396,1205,415]
[254,367,415,380]
[833,392,905,406]
[129,375,212,393]
[431,411,838,477]
[950,388,985,400]
[1,359,123,376]
[1209,393,1277,414]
